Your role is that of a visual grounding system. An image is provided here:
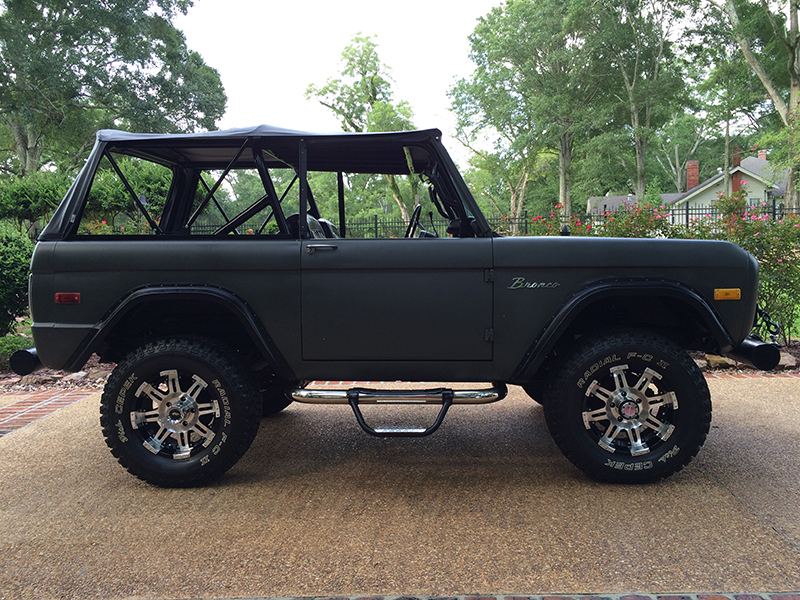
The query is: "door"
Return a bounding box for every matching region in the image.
[301,238,493,361]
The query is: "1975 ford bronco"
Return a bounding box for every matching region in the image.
[12,125,780,486]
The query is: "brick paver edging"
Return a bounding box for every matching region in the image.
[703,372,800,379]
[199,593,800,600]
[0,388,101,437]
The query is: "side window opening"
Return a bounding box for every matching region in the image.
[188,166,298,236]
[309,170,440,239]
[78,153,172,235]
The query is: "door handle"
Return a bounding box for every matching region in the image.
[306,244,338,255]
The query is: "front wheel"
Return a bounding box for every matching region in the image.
[99,338,262,487]
[543,330,711,483]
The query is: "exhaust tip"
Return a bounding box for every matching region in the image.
[10,347,41,376]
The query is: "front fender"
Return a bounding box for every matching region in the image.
[510,279,736,384]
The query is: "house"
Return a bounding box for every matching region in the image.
[586,150,787,220]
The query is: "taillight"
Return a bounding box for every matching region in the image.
[55,293,81,304]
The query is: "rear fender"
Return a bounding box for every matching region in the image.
[64,285,295,380]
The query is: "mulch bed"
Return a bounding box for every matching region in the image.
[0,354,116,393]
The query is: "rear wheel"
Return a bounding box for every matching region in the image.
[100,338,261,487]
[543,330,711,483]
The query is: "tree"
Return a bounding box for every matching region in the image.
[684,9,780,196]
[0,227,33,335]
[0,170,70,235]
[0,0,227,177]
[307,35,417,222]
[571,0,688,199]
[452,0,604,219]
[653,112,708,193]
[705,0,800,205]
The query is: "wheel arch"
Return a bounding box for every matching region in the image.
[64,286,295,380]
[512,279,735,385]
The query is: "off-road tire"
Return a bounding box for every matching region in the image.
[543,330,711,483]
[100,338,262,487]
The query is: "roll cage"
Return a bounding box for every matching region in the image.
[42,126,489,241]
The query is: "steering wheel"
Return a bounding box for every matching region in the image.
[405,204,422,238]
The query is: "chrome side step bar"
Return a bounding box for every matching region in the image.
[290,383,508,437]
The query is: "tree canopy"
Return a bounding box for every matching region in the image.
[0,0,227,176]
[307,35,419,222]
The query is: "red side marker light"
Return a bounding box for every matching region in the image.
[55,293,81,304]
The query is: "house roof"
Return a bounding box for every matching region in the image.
[587,156,787,214]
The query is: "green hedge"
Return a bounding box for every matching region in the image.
[0,334,33,372]
[0,229,34,336]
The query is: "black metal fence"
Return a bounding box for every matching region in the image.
[346,203,800,237]
[663,200,800,226]
[343,213,539,238]
[178,203,800,238]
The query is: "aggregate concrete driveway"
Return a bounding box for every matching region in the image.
[1,378,799,600]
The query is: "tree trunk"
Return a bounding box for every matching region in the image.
[723,115,731,195]
[384,174,410,223]
[8,118,43,176]
[559,133,573,218]
[508,170,528,234]
[634,134,647,199]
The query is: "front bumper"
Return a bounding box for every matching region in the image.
[724,336,781,371]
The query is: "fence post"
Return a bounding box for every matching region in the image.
[685,202,689,227]
[773,197,777,220]
[524,210,528,235]
[374,214,379,239]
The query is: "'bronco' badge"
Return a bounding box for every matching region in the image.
[508,277,561,289]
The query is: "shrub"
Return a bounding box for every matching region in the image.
[0,229,34,336]
[710,185,800,344]
[0,334,34,372]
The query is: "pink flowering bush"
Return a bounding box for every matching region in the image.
[709,186,800,343]
[591,199,675,239]
[522,184,800,342]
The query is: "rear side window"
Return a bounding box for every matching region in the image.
[188,167,296,236]
[79,154,172,235]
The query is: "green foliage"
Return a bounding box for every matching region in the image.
[306,34,413,134]
[0,171,71,235]
[757,108,800,178]
[0,0,226,176]
[451,0,602,217]
[711,186,800,344]
[593,200,675,239]
[0,333,34,372]
[306,35,417,221]
[0,228,34,336]
[81,156,173,232]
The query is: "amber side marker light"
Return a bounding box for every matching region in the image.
[55,293,81,304]
[714,288,741,301]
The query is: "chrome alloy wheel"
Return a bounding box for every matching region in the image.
[130,369,221,459]
[581,364,678,456]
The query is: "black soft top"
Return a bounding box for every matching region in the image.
[41,126,453,240]
[96,126,444,172]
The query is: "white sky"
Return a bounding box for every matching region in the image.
[174,0,501,164]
